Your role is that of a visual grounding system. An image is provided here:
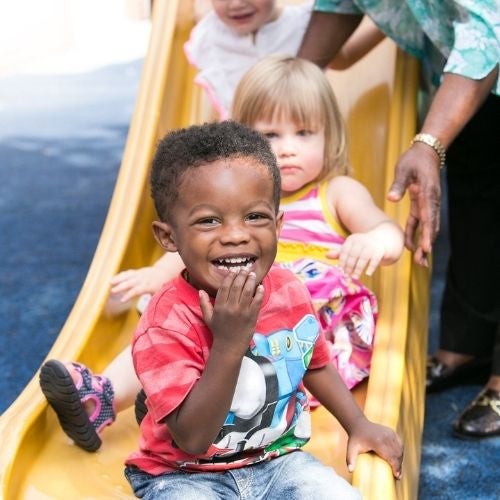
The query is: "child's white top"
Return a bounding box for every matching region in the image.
[184,3,313,119]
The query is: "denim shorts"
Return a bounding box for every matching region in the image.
[124,450,361,499]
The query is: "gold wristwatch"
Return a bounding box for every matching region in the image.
[410,133,446,169]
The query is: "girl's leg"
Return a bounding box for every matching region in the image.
[40,345,139,451]
[102,345,141,412]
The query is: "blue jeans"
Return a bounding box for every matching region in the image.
[124,451,361,499]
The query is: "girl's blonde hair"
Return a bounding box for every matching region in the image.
[231,55,350,180]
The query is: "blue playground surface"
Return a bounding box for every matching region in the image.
[0,59,498,499]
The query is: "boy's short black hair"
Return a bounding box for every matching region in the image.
[150,121,281,222]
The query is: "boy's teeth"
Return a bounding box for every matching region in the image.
[214,257,254,271]
[217,257,249,264]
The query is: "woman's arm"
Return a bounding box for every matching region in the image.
[388,67,499,265]
[329,17,385,70]
[298,11,363,67]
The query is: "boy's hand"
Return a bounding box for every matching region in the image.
[199,269,264,358]
[110,266,167,302]
[326,233,385,279]
[346,418,403,479]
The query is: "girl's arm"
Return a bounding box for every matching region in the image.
[326,176,404,278]
[304,364,403,478]
[328,17,385,70]
[110,252,184,303]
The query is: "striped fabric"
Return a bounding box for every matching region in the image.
[278,182,347,264]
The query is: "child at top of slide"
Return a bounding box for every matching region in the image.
[122,120,402,498]
[185,0,384,118]
[184,0,313,118]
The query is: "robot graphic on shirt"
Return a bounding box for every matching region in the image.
[210,313,320,459]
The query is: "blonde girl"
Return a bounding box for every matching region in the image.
[232,55,404,390]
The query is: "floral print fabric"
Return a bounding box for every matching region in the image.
[314,0,500,94]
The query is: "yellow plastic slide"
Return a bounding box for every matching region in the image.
[0,1,428,498]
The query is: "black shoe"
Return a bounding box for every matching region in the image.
[426,356,491,393]
[453,388,500,438]
[135,389,148,425]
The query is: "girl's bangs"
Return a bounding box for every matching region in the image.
[254,76,324,128]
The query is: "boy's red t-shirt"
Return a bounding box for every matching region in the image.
[126,267,330,475]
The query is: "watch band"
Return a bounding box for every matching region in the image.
[411,133,446,169]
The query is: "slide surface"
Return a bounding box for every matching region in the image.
[0,2,428,498]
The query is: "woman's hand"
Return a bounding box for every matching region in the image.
[387,142,441,267]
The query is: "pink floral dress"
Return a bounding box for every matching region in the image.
[277,181,378,391]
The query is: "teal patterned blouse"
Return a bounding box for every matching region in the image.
[314,0,500,94]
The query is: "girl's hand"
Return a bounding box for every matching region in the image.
[326,233,385,279]
[346,417,403,479]
[199,269,264,358]
[110,266,168,303]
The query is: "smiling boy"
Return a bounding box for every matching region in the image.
[124,121,402,498]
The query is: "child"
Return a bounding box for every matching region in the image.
[184,1,384,119]
[232,55,404,390]
[40,55,404,452]
[184,0,313,119]
[123,120,402,498]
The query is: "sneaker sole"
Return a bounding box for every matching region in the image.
[39,359,101,452]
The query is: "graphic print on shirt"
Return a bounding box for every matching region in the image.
[195,313,319,466]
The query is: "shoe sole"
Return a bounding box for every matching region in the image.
[39,360,101,452]
[452,428,500,440]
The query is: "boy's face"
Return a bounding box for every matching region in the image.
[212,0,279,36]
[153,157,282,297]
[253,116,325,195]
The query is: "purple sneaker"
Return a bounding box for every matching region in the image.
[40,359,115,452]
